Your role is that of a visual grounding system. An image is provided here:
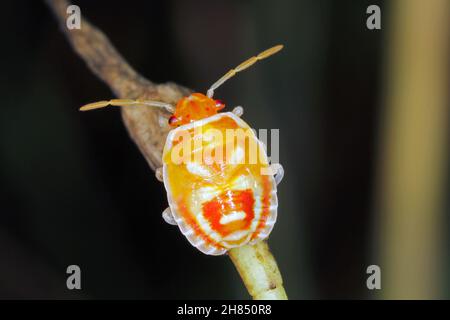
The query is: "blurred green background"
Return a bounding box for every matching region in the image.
[0,0,448,299]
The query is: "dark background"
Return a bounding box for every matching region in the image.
[0,0,447,299]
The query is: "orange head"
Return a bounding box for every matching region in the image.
[168,93,225,127]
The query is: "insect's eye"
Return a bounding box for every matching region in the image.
[168,115,177,125]
[215,99,225,109]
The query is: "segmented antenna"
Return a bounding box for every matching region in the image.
[206,45,284,98]
[79,99,174,112]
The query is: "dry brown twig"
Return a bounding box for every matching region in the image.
[46,0,287,300]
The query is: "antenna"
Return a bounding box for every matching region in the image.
[79,99,174,112]
[206,44,284,98]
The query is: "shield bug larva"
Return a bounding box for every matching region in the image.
[80,45,285,255]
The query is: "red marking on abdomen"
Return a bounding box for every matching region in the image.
[177,200,223,249]
[202,189,255,238]
[251,176,272,240]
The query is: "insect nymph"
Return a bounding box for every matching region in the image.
[80,45,284,255]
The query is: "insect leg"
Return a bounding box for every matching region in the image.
[162,207,177,226]
[158,115,169,128]
[271,163,284,185]
[232,106,244,117]
[155,167,163,182]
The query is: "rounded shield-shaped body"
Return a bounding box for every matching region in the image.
[162,112,278,255]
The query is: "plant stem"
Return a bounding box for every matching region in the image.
[377,0,449,299]
[229,242,287,299]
